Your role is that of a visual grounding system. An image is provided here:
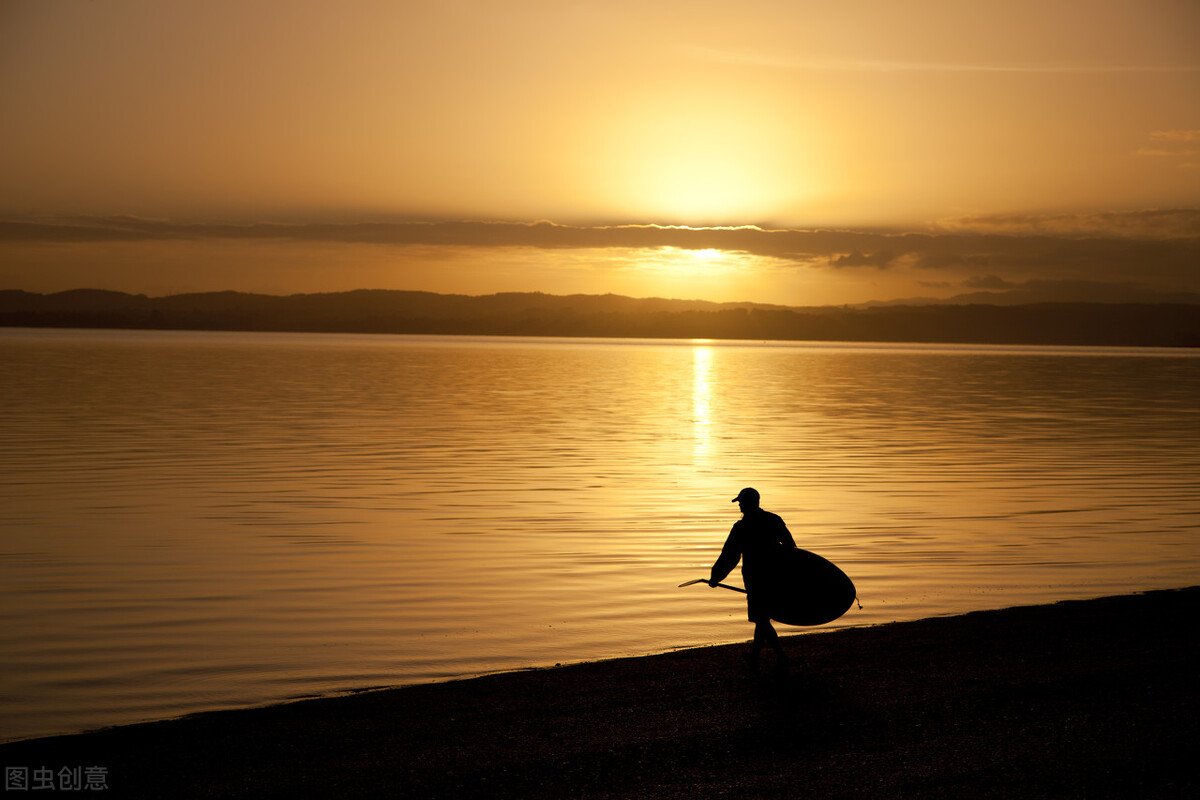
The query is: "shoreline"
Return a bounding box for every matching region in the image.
[2,587,1196,798]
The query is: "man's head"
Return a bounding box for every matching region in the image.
[732,487,760,512]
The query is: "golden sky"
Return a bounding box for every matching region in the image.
[1,0,1198,305]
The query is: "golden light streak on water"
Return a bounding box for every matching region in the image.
[692,342,714,465]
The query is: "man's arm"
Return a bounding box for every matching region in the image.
[778,515,797,549]
[709,529,741,585]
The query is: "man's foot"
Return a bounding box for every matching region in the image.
[742,652,759,673]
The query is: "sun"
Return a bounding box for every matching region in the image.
[645,246,737,278]
[580,77,829,225]
[634,152,775,223]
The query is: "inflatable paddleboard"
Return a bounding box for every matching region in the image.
[680,547,857,626]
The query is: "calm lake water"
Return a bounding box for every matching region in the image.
[2,328,1198,741]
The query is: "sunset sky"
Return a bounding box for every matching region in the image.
[1,0,1197,306]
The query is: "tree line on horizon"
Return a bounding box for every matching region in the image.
[2,288,1199,347]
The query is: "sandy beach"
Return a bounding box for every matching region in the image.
[3,587,1196,798]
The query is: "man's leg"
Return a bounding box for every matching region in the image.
[754,619,788,673]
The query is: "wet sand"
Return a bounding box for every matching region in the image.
[3,587,1196,798]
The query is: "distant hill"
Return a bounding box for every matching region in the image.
[864,280,1200,307]
[2,288,1199,347]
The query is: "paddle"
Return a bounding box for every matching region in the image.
[678,578,747,594]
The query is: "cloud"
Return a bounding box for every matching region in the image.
[0,216,897,257]
[2,213,1197,292]
[933,208,1200,240]
[914,253,993,270]
[830,250,898,268]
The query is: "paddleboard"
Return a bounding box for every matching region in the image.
[755,548,857,626]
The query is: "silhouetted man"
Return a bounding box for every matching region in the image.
[709,487,796,673]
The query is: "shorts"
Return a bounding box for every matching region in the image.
[746,586,776,622]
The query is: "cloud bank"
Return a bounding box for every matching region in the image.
[5,209,1197,246]
[3,211,1197,302]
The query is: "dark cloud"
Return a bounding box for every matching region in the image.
[934,208,1200,239]
[915,253,993,270]
[0,216,902,256]
[2,213,1197,291]
[830,250,898,268]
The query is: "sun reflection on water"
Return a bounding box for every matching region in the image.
[692,342,713,464]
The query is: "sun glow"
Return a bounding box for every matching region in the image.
[582,78,828,224]
[647,247,739,277]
